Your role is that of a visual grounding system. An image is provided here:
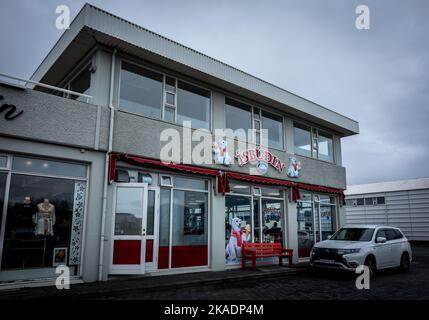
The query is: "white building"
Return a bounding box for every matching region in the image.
[345,178,429,242]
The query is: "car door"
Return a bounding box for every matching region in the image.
[385,229,403,267]
[373,229,391,269]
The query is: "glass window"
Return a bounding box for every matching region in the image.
[0,172,7,232]
[146,190,155,236]
[365,198,373,206]
[137,173,153,185]
[1,174,86,271]
[0,155,7,168]
[225,98,252,132]
[114,187,143,235]
[158,188,171,269]
[165,76,176,93]
[356,198,365,206]
[177,81,210,129]
[253,199,260,243]
[120,62,163,119]
[171,190,208,268]
[164,107,175,123]
[160,176,172,187]
[69,67,91,102]
[261,187,282,197]
[297,193,314,258]
[262,111,283,149]
[262,199,284,244]
[229,182,251,194]
[294,123,312,157]
[174,176,208,190]
[225,195,252,264]
[377,197,385,205]
[318,131,334,162]
[332,228,375,241]
[165,92,175,105]
[320,200,336,240]
[13,156,87,179]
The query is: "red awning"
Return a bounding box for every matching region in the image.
[109,153,345,205]
[225,172,294,188]
[109,153,228,193]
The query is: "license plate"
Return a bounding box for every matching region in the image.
[318,259,335,264]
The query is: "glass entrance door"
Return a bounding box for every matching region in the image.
[110,183,148,274]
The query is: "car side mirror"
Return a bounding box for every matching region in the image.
[376,236,387,243]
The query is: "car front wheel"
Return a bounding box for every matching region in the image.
[364,256,377,278]
[399,252,410,273]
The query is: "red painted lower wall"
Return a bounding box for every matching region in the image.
[158,245,208,269]
[113,240,141,265]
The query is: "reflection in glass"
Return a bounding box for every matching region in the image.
[225,195,252,264]
[1,174,82,271]
[225,98,252,132]
[297,194,314,258]
[120,62,163,119]
[262,111,283,150]
[253,199,260,243]
[177,81,210,129]
[158,188,171,269]
[171,190,208,268]
[13,156,87,178]
[294,123,312,157]
[114,187,143,235]
[69,67,91,102]
[0,156,7,168]
[0,172,7,232]
[146,190,155,236]
[318,132,333,162]
[262,199,284,244]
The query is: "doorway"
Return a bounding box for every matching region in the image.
[110,183,160,274]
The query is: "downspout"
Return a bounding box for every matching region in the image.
[98,48,117,281]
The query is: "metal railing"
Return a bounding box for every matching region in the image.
[0,73,93,103]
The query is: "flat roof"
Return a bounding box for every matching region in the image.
[30,3,359,136]
[345,177,429,195]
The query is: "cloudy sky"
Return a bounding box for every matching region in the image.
[1,0,428,185]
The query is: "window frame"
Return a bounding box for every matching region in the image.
[119,58,212,131]
[224,96,285,151]
[293,121,336,164]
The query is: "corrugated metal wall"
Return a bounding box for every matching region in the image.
[345,188,429,241]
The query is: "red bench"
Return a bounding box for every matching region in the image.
[242,242,293,271]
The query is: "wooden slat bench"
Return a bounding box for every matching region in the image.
[242,243,293,271]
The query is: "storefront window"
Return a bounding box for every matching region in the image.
[0,172,6,231]
[177,81,210,130]
[297,193,314,258]
[229,182,251,195]
[158,188,170,269]
[225,195,252,264]
[1,174,86,271]
[120,62,163,119]
[262,199,284,243]
[253,199,260,243]
[0,156,7,168]
[114,187,143,236]
[319,195,336,240]
[13,156,87,178]
[171,190,208,268]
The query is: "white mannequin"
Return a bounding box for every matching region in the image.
[33,198,56,236]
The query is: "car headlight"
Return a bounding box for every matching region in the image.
[337,248,361,255]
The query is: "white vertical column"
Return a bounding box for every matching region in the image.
[286,195,299,264]
[210,187,226,271]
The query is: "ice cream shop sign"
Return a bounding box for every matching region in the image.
[235,148,285,173]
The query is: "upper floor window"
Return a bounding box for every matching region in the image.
[224,97,284,150]
[225,98,252,132]
[293,122,334,163]
[317,131,334,162]
[120,62,163,119]
[294,123,312,157]
[177,81,210,130]
[63,66,91,103]
[119,61,211,130]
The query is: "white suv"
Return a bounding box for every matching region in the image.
[310,225,412,276]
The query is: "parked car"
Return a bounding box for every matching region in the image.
[310,225,412,276]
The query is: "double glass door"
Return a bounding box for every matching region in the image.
[110,183,159,274]
[297,194,337,258]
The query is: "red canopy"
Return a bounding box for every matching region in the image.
[109,153,345,205]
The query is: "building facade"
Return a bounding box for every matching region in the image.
[345,178,429,242]
[0,4,359,284]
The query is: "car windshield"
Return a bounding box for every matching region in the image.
[330,228,375,241]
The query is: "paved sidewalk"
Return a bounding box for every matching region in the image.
[0,264,303,300]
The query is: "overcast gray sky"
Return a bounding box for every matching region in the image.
[1,0,428,185]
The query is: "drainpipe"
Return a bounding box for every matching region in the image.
[98,48,117,281]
